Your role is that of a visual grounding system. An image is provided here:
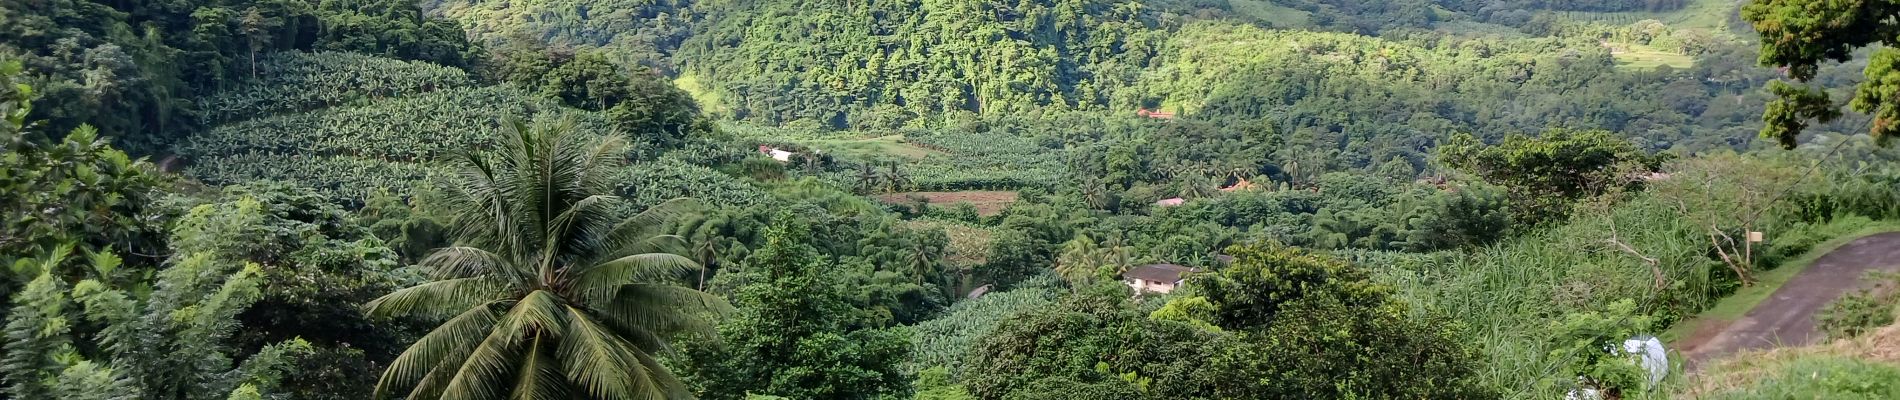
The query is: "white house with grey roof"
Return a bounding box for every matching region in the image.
[1122,264,1196,294]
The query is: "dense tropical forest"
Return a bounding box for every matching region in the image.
[5,0,1900,398]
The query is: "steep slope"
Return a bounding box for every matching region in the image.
[423,0,1804,155]
[177,51,764,207]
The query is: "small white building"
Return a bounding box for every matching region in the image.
[1122,264,1196,294]
[758,145,795,162]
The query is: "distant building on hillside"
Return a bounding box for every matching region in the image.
[1123,264,1196,294]
[758,145,795,162]
[1137,108,1176,120]
[1154,197,1186,207]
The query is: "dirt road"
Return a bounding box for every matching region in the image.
[1680,232,1900,370]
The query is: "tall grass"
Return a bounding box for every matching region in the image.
[1367,148,1900,397]
[1379,198,1711,396]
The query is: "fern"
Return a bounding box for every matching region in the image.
[47,359,139,400]
[6,247,322,400]
[1,271,75,400]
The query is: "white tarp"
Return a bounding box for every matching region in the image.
[1622,335,1669,386]
[1565,335,1669,400]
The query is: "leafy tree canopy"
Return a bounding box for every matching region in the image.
[1439,129,1667,224]
[1744,0,1900,146]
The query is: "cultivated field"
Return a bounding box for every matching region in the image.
[1228,0,1311,28]
[876,191,1020,216]
[1549,0,1743,32]
[1610,43,1696,70]
[799,135,942,159]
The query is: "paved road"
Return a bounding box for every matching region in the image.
[1681,232,1900,370]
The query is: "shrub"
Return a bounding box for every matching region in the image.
[1699,356,1900,399]
[1762,215,1877,267]
[1817,272,1900,340]
[910,287,1056,376]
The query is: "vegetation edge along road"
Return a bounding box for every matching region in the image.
[1676,229,1900,370]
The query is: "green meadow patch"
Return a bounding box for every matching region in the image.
[1548,0,1741,32]
[1609,43,1696,70]
[797,135,943,160]
[1228,0,1311,29]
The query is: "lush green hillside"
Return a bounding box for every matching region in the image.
[1,0,481,153]
[421,0,1813,169]
[195,51,476,125]
[7,0,1900,399]
[176,52,594,198]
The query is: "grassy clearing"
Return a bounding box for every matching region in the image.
[1548,0,1741,32]
[906,218,996,267]
[876,191,1019,216]
[798,135,942,159]
[1228,0,1310,29]
[1662,222,1900,346]
[1610,43,1697,70]
[673,73,727,116]
[1433,21,1532,39]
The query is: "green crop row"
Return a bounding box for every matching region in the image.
[181,83,635,201]
[184,152,450,201]
[182,85,612,163]
[198,51,473,125]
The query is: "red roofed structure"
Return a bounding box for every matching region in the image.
[1137,108,1176,119]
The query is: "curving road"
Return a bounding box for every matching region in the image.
[1680,232,1900,370]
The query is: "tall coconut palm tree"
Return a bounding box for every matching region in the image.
[1055,234,1104,286]
[365,117,726,400]
[905,235,941,286]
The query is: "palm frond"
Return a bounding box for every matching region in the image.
[450,150,528,263]
[541,194,617,275]
[558,309,651,400]
[405,340,474,400]
[507,332,570,400]
[571,253,699,294]
[570,128,628,195]
[437,313,528,400]
[499,291,571,340]
[376,305,503,400]
[587,284,729,350]
[590,198,700,262]
[632,235,691,258]
[364,277,509,320]
[419,246,520,281]
[629,347,692,400]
